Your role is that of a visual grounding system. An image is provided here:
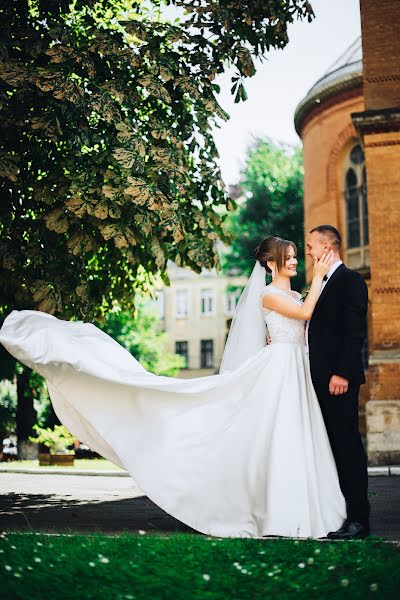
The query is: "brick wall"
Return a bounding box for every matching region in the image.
[301,92,370,434]
[298,0,400,461]
[359,0,400,463]
[360,0,400,109]
[302,93,364,281]
[364,132,400,351]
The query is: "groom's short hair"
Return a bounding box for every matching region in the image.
[310,225,341,249]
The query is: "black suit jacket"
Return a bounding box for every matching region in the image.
[308,263,368,388]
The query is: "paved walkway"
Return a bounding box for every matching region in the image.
[0,473,399,540]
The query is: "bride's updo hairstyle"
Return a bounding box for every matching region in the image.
[254,236,297,274]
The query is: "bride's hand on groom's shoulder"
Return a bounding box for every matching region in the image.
[329,374,349,395]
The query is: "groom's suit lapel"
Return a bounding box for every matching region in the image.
[312,263,346,318]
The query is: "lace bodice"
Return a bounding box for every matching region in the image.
[259,284,305,345]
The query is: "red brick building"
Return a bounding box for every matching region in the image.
[295,0,400,465]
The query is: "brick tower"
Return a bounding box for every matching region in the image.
[295,1,400,464]
[352,0,400,464]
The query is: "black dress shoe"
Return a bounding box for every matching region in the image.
[327,519,370,540]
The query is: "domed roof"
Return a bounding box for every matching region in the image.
[294,37,363,134]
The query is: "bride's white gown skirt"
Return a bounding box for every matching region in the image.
[0,310,346,538]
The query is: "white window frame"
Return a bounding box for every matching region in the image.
[175,288,189,318]
[225,289,241,315]
[343,143,369,269]
[155,290,165,319]
[200,288,214,316]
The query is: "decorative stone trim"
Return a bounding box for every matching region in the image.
[373,286,400,294]
[352,107,400,136]
[365,140,400,148]
[369,350,400,365]
[295,82,362,135]
[365,74,400,83]
[326,122,357,193]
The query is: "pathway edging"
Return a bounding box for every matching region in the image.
[1,465,400,477]
[0,467,129,477]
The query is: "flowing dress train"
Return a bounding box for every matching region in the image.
[0,283,346,538]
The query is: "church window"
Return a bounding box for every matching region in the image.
[343,143,369,268]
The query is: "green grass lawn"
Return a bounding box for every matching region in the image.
[0,532,399,599]
[0,458,124,471]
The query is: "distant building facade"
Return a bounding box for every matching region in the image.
[154,260,247,378]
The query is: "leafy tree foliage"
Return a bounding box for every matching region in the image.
[222,139,305,290]
[0,0,314,320]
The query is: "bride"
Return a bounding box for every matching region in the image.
[0,236,346,539]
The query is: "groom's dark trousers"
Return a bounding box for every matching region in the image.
[308,263,370,525]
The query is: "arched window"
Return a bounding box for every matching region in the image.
[362,167,369,246]
[345,168,360,248]
[343,144,369,269]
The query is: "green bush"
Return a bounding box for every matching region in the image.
[29,424,75,454]
[0,379,17,438]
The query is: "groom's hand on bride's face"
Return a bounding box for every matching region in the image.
[329,375,349,395]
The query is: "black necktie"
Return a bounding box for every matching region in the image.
[323,275,328,281]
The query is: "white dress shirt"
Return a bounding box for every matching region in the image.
[305,260,343,356]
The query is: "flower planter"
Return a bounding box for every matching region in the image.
[38,453,51,466]
[38,453,75,467]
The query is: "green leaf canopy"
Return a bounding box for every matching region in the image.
[0,0,314,319]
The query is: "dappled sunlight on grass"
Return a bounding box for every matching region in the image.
[0,531,399,599]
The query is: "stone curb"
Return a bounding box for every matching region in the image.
[0,467,129,477]
[1,466,400,477]
[369,466,400,476]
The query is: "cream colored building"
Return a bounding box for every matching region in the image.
[153,260,248,378]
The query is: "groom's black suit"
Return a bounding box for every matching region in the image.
[308,263,370,525]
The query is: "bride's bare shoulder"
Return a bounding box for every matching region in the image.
[260,284,285,298]
[259,284,275,311]
[260,286,303,316]
[259,284,286,310]
[260,284,274,296]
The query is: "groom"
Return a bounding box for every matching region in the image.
[306,225,370,539]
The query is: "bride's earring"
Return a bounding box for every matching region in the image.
[271,267,275,280]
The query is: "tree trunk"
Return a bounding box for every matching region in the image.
[16,366,37,460]
[45,404,61,428]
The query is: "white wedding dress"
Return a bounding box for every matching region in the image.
[0,283,346,538]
